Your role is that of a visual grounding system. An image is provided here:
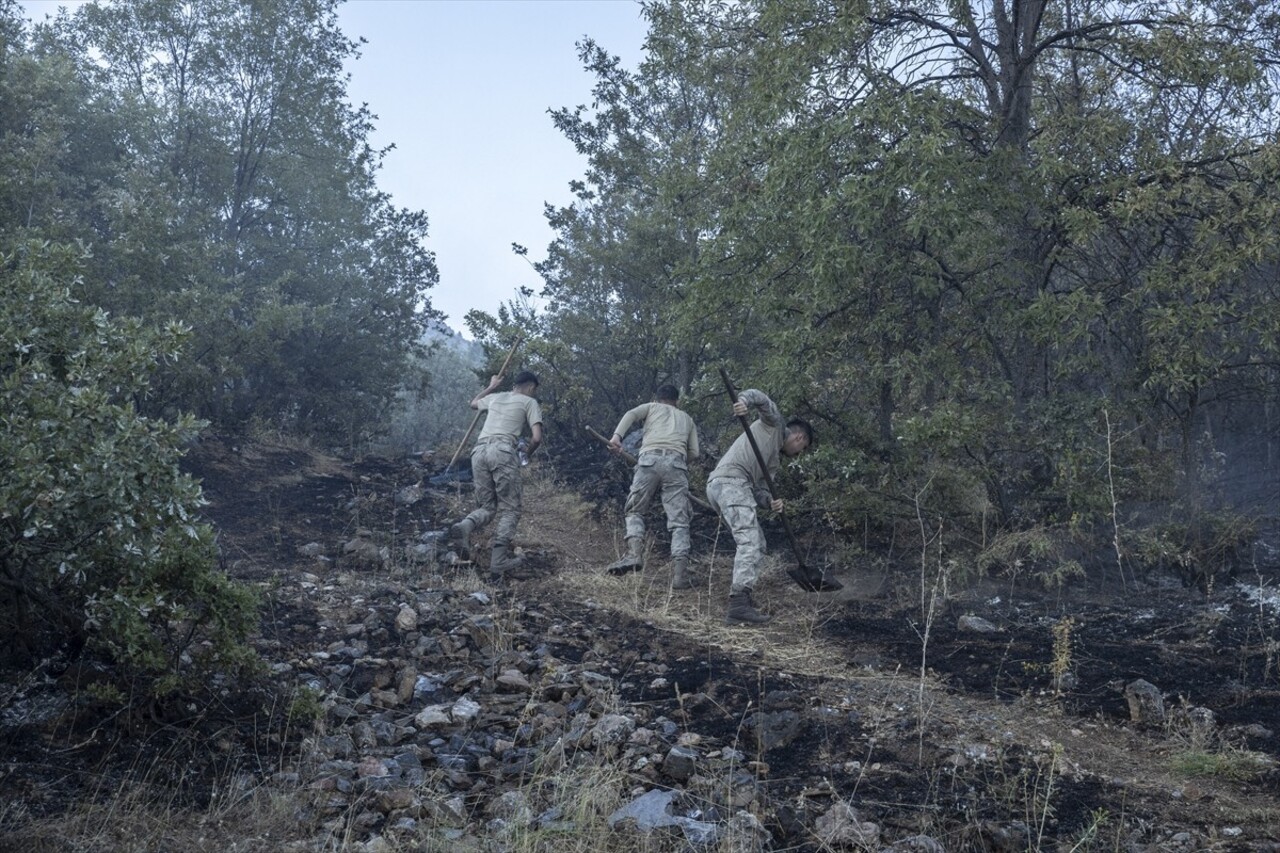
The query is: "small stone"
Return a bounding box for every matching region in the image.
[662,745,698,781]
[958,614,1001,634]
[395,605,418,633]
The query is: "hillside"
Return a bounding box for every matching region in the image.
[1,436,1278,852]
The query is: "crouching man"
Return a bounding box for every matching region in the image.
[706,389,813,625]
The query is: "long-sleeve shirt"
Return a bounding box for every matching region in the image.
[708,389,782,505]
[613,401,699,458]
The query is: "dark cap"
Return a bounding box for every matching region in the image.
[512,370,540,387]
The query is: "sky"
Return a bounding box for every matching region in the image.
[336,1,648,334]
[19,0,650,336]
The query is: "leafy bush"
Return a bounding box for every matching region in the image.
[0,242,258,694]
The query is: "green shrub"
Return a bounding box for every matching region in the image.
[0,242,259,696]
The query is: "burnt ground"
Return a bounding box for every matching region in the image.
[1,434,1279,851]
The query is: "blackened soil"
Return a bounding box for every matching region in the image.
[821,574,1280,761]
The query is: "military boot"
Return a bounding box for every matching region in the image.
[605,537,644,576]
[449,518,475,562]
[488,542,522,583]
[670,556,693,590]
[724,589,771,626]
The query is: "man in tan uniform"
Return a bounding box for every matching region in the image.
[706,388,813,625]
[449,370,543,582]
[605,385,701,589]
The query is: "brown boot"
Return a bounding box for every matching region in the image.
[489,542,522,582]
[606,537,644,575]
[670,556,693,590]
[449,519,475,561]
[725,589,771,625]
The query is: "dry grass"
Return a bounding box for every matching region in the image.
[522,472,890,679]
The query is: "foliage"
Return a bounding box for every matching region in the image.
[1122,510,1256,591]
[1170,748,1274,781]
[0,242,258,694]
[526,0,1280,565]
[1,0,440,443]
[376,324,485,457]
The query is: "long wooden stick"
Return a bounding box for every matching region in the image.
[444,336,524,473]
[584,425,637,465]
[718,367,840,591]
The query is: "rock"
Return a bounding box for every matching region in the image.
[343,538,387,567]
[486,790,532,824]
[1124,679,1166,726]
[451,695,481,722]
[749,710,804,750]
[815,801,881,848]
[395,485,424,506]
[662,745,699,781]
[591,713,636,746]
[608,789,721,845]
[958,614,1001,634]
[395,605,419,633]
[414,705,452,729]
[374,788,417,814]
[404,543,435,563]
[495,669,531,693]
[297,542,325,558]
[724,810,771,853]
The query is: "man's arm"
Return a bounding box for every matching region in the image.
[469,374,503,409]
[526,422,543,457]
[734,388,782,428]
[609,403,648,452]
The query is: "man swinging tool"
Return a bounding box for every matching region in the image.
[604,385,701,590]
[447,370,542,582]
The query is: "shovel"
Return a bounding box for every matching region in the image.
[718,367,842,593]
[584,425,713,511]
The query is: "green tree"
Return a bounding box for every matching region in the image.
[659,0,1280,532]
[533,14,751,435]
[6,0,440,442]
[0,242,257,694]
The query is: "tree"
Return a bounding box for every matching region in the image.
[533,12,752,436]
[6,0,441,442]
[662,0,1280,531]
[0,242,257,694]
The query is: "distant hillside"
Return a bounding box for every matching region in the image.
[425,321,484,364]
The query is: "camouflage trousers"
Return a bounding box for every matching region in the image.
[463,438,522,547]
[623,450,691,558]
[706,477,766,593]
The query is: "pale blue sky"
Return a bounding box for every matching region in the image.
[337,1,647,332]
[19,0,649,334]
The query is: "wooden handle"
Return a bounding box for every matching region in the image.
[585,425,637,465]
[444,336,525,473]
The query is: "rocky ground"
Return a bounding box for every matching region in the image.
[2,435,1279,852]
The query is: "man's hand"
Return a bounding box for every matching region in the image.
[608,434,623,453]
[770,498,784,513]
[733,398,748,417]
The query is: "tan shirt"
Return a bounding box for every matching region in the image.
[477,391,542,440]
[708,389,782,501]
[614,402,700,458]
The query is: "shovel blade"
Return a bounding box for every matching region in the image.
[787,566,843,593]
